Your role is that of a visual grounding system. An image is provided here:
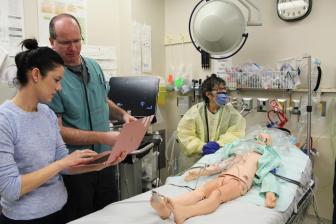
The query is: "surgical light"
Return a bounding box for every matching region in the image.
[188,0,261,60]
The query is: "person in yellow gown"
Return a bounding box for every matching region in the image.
[177,74,246,169]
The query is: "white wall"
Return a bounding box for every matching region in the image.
[132,0,165,77]
[234,0,336,88]
[0,0,165,103]
[164,0,336,83]
[164,0,335,220]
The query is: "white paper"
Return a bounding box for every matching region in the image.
[100,47,116,60]
[0,46,8,69]
[81,45,117,78]
[81,45,101,58]
[0,0,24,56]
[131,21,142,75]
[141,24,152,73]
[0,0,9,43]
[0,62,16,85]
[0,0,23,84]
[213,57,232,78]
[99,60,117,70]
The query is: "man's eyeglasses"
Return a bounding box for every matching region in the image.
[55,38,83,46]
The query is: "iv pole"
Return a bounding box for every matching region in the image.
[304,55,312,159]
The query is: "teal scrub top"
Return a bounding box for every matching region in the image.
[48,57,110,153]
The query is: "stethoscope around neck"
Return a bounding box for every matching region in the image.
[204,104,210,143]
[204,103,223,143]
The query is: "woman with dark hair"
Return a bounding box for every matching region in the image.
[177,74,246,169]
[0,39,118,224]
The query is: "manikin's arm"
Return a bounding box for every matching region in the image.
[256,133,278,208]
[184,155,237,182]
[184,163,226,182]
[265,192,277,208]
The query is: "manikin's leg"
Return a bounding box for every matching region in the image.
[170,177,244,224]
[171,189,221,224]
[150,177,244,224]
[173,177,224,205]
[150,178,223,219]
[150,194,171,219]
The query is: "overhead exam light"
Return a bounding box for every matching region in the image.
[189,0,262,60]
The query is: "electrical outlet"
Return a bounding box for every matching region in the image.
[320,101,326,117]
[242,97,253,111]
[231,97,239,109]
[291,99,301,115]
[257,98,269,112]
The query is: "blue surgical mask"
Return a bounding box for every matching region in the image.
[215,92,229,106]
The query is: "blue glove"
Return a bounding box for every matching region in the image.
[202,141,220,155]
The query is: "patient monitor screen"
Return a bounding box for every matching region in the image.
[108,76,159,123]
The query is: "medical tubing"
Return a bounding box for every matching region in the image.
[242,106,258,117]
[122,165,130,198]
[271,172,305,188]
[239,104,247,114]
[193,165,206,189]
[204,105,210,142]
[166,131,174,161]
[166,131,177,175]
[111,199,151,205]
[313,66,322,92]
[307,185,325,224]
[157,145,161,186]
[168,183,195,191]
[267,110,277,126]
[273,172,323,222]
[169,164,208,191]
[116,164,121,200]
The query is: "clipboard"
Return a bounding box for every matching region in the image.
[79,115,154,166]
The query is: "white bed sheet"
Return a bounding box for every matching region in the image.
[69,158,312,224]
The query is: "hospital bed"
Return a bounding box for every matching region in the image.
[69,130,315,224]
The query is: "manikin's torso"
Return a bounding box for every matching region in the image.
[220,152,261,189]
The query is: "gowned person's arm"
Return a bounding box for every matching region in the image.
[57,115,119,146]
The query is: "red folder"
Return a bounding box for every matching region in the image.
[78,115,154,166]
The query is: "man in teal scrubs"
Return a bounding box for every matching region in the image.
[48,14,136,221]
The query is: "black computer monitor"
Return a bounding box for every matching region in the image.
[108,76,159,123]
